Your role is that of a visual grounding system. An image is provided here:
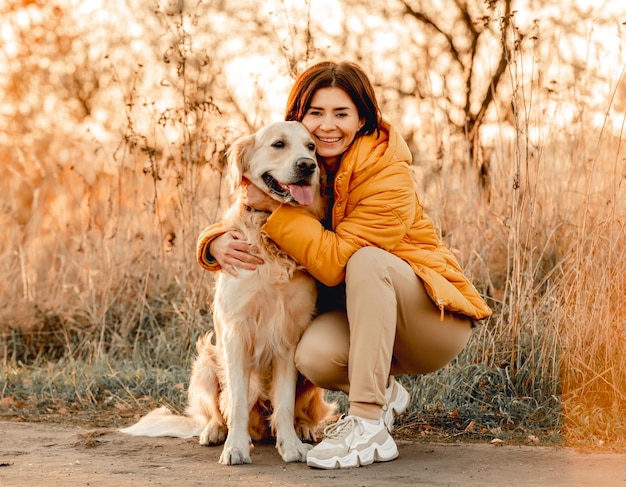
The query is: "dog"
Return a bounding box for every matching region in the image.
[121,121,336,465]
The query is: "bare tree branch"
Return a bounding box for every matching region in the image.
[454,0,481,125]
[468,0,515,141]
[399,0,463,67]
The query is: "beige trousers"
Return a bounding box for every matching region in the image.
[294,247,473,420]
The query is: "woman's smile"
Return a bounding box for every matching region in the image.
[316,135,342,144]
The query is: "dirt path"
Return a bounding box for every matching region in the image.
[1,421,625,487]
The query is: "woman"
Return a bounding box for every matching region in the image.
[197,61,492,469]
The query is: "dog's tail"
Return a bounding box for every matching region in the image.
[119,406,203,439]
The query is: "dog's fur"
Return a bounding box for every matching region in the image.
[121,121,335,465]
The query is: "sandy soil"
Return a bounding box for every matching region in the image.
[1,421,625,487]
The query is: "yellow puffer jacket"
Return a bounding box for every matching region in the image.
[197,121,492,321]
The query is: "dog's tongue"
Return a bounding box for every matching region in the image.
[287,184,315,206]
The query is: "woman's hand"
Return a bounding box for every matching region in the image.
[209,230,264,277]
[243,179,280,213]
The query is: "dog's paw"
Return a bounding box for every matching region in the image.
[198,421,227,446]
[276,437,312,463]
[219,446,251,465]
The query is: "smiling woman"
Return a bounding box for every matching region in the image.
[198,60,492,469]
[283,61,382,177]
[300,87,364,174]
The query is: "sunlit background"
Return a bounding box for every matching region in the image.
[1,0,625,448]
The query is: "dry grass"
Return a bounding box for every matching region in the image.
[3,115,623,447]
[1,4,624,449]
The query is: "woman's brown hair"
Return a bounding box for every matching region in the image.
[284,61,382,137]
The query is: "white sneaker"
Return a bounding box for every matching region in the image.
[306,415,398,469]
[381,377,410,432]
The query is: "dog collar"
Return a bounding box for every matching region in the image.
[245,205,272,214]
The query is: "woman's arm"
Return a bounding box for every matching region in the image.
[197,223,264,277]
[262,162,416,286]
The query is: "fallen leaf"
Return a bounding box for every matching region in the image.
[491,438,505,446]
[0,397,15,407]
[72,430,107,449]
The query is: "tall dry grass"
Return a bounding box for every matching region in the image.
[1,4,624,447]
[407,19,626,444]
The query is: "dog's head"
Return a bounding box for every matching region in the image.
[226,121,324,216]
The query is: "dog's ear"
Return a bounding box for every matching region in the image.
[225,134,254,194]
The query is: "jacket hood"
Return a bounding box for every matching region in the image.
[341,120,412,185]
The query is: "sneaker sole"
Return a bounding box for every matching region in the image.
[306,435,399,469]
[383,383,410,432]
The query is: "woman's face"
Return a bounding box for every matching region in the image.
[301,87,363,172]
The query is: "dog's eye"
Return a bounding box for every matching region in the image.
[272,141,285,149]
[308,143,315,151]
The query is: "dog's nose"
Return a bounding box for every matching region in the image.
[296,158,317,177]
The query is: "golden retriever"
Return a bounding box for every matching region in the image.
[121,121,335,465]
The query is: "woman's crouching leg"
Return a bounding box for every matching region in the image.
[295,310,350,394]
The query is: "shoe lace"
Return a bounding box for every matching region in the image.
[322,415,362,440]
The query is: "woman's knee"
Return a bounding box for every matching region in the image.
[346,247,387,275]
[346,247,409,296]
[345,247,389,288]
